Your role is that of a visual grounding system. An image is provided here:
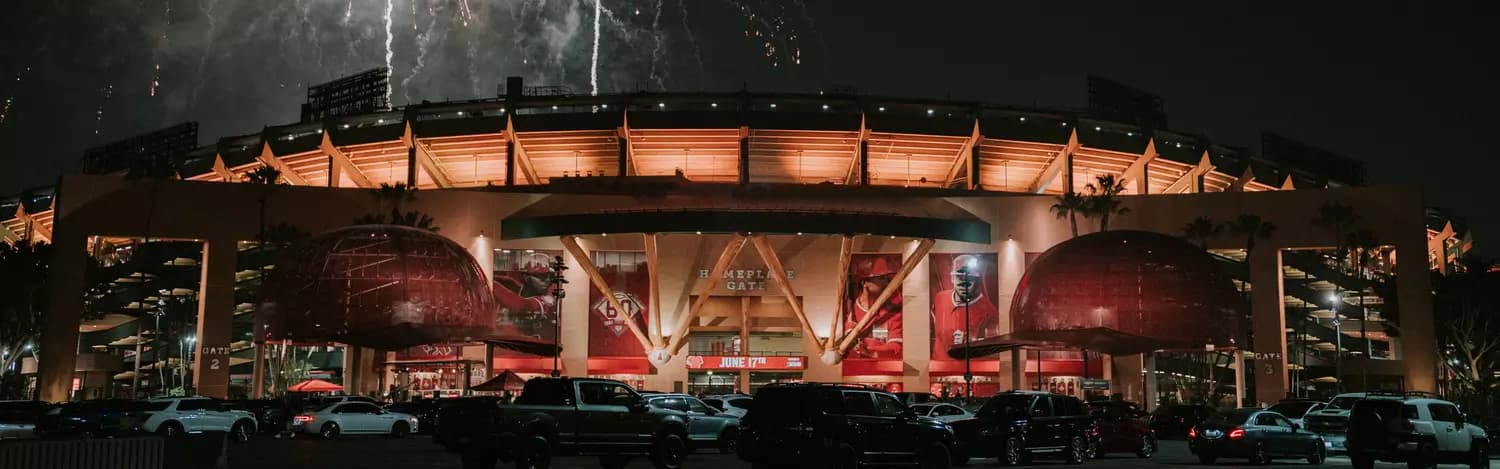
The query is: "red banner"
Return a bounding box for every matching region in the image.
[844,253,904,359]
[929,253,1000,361]
[395,343,463,361]
[588,251,650,357]
[685,355,807,370]
[493,249,562,356]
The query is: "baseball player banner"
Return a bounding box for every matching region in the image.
[588,251,650,357]
[493,249,563,357]
[929,253,1000,361]
[843,253,904,359]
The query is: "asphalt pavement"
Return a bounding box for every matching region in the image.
[226,435,1495,469]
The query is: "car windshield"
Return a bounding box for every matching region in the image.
[1327,397,1362,410]
[911,404,935,414]
[1204,410,1256,425]
[1268,401,1319,417]
[977,395,1032,420]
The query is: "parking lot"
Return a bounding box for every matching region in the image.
[225,435,1495,469]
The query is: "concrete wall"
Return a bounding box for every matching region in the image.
[39,174,1434,404]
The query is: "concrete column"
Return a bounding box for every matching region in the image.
[1234,352,1246,406]
[251,344,265,398]
[1114,354,1145,402]
[902,247,931,393]
[342,345,357,391]
[1144,354,1158,411]
[192,238,237,398]
[562,243,591,376]
[38,231,88,402]
[1009,349,1022,391]
[1395,233,1436,392]
[1250,247,1289,404]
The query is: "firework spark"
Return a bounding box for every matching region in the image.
[384,0,395,105]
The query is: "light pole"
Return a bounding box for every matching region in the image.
[1329,292,1342,393]
[955,258,978,402]
[548,255,569,378]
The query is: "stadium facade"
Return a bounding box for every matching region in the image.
[5,77,1470,408]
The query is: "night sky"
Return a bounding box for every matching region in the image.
[1,1,1493,252]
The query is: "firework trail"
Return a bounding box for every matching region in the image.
[457,0,474,27]
[151,64,162,97]
[384,0,395,105]
[677,0,704,88]
[344,0,354,23]
[191,0,220,103]
[591,0,601,96]
[0,68,24,125]
[403,1,440,104]
[649,0,667,90]
[95,85,114,135]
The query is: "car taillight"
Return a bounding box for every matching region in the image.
[1188,427,1197,439]
[1228,428,1245,440]
[293,415,314,423]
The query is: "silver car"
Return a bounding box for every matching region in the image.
[645,394,740,453]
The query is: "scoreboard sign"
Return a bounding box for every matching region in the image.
[685,355,807,371]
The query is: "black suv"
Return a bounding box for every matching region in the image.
[950,391,1094,465]
[736,383,957,469]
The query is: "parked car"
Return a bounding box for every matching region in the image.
[433,396,501,449]
[1149,403,1213,439]
[385,399,441,434]
[223,398,281,434]
[949,390,1093,465]
[33,399,149,439]
[736,383,957,469]
[910,402,973,423]
[1085,400,1156,459]
[306,395,378,408]
[444,377,690,469]
[1345,396,1488,469]
[0,400,51,440]
[1187,409,1325,465]
[1304,392,1423,454]
[292,401,419,439]
[141,397,259,442]
[703,395,753,418]
[645,393,741,453]
[1266,399,1326,427]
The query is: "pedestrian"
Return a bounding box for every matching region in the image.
[274,393,303,439]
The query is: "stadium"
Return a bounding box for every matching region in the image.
[6,73,1470,409]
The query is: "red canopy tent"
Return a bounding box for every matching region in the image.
[470,370,527,392]
[288,379,344,393]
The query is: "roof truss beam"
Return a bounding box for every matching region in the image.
[944,120,982,188]
[559,235,654,352]
[320,133,375,188]
[749,235,822,350]
[506,115,541,184]
[1121,139,1157,195]
[836,238,936,356]
[1230,166,1255,192]
[211,155,235,182]
[667,235,749,355]
[1163,151,1214,194]
[845,116,869,185]
[1029,129,1079,193]
[403,124,455,188]
[256,142,310,185]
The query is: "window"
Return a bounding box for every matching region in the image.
[1255,414,1279,426]
[652,397,688,412]
[1030,397,1053,418]
[727,398,753,409]
[140,401,172,412]
[1429,404,1461,423]
[816,389,845,415]
[517,379,571,406]
[578,382,636,407]
[339,403,379,414]
[703,399,724,410]
[935,405,964,416]
[842,391,877,416]
[685,399,712,414]
[873,394,907,418]
[1055,397,1084,417]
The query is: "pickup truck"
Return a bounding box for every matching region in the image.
[441,377,691,469]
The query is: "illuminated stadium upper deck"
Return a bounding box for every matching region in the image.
[0,87,1469,256]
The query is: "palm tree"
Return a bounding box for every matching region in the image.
[1050,192,1087,238]
[1345,229,1379,360]
[355,183,440,232]
[1084,174,1130,231]
[125,159,177,397]
[1180,216,1222,250]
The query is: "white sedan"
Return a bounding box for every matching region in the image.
[910,402,973,423]
[293,401,418,439]
[703,396,752,418]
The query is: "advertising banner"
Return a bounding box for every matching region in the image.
[588,251,650,357]
[493,249,563,356]
[685,355,807,371]
[928,253,1000,362]
[844,253,904,359]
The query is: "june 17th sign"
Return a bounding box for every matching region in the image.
[685,355,807,371]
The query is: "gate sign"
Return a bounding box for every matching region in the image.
[1080,379,1110,390]
[685,355,807,371]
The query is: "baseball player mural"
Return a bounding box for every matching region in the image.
[492,250,563,351]
[929,253,1000,361]
[844,254,904,359]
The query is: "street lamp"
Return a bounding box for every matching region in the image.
[1329,292,1343,393]
[548,255,569,378]
[955,258,979,402]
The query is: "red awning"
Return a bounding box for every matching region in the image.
[288,379,344,392]
[471,370,527,392]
